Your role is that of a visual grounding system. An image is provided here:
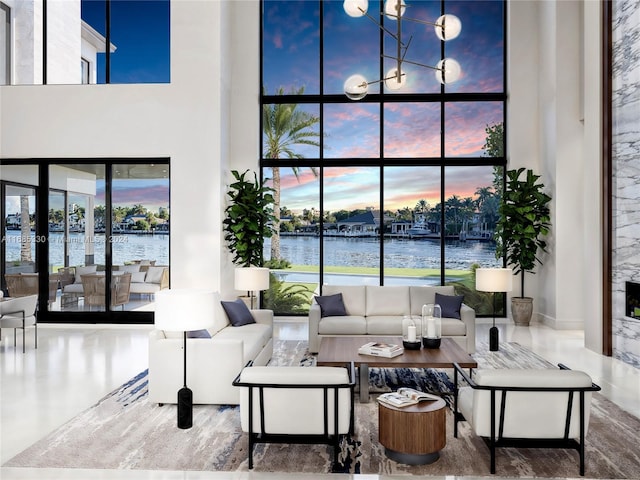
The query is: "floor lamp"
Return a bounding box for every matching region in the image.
[154,289,215,429]
[234,267,270,309]
[476,268,513,351]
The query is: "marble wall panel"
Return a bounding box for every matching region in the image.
[612,0,640,369]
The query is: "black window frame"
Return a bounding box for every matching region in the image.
[260,0,508,314]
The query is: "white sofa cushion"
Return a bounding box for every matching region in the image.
[130,283,161,294]
[459,369,594,439]
[366,315,405,335]
[365,286,410,316]
[215,322,272,364]
[318,315,367,335]
[238,366,352,435]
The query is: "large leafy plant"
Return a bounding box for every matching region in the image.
[223,170,275,267]
[495,168,552,298]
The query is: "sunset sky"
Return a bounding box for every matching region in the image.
[262,0,504,214]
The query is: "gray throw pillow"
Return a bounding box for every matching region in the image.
[315,293,347,317]
[221,299,256,327]
[435,292,464,319]
[187,329,211,338]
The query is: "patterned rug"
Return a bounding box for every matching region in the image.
[5,341,640,478]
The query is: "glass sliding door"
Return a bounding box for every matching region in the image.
[1,165,39,300]
[110,163,169,311]
[49,164,106,312]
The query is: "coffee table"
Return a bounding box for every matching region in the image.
[316,336,477,402]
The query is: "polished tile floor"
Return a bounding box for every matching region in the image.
[1,320,639,480]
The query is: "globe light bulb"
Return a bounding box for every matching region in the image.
[344,74,369,100]
[384,0,406,19]
[435,58,461,84]
[384,67,406,91]
[435,14,462,41]
[343,0,368,17]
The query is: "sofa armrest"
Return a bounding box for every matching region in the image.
[251,309,273,327]
[308,303,322,353]
[460,303,476,353]
[148,330,248,405]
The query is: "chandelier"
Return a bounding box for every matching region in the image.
[343,0,462,100]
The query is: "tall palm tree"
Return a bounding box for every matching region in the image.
[20,195,32,263]
[263,87,320,261]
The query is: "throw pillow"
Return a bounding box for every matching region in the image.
[435,292,464,319]
[221,299,256,327]
[315,293,347,317]
[130,271,147,283]
[187,329,211,338]
[145,266,165,284]
[74,265,97,283]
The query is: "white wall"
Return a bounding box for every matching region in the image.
[0,0,608,350]
[507,0,602,348]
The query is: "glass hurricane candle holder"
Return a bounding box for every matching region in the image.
[422,303,442,348]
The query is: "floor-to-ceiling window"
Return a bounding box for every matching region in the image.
[1,160,169,323]
[260,0,506,316]
[5,0,169,85]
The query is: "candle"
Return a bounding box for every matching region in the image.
[427,317,436,338]
[407,325,416,342]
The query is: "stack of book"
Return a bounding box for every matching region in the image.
[358,341,404,358]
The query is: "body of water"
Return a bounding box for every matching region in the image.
[265,235,501,271]
[4,231,169,268]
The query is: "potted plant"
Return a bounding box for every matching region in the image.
[495,168,552,325]
[223,170,275,267]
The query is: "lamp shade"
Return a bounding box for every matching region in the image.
[476,268,513,293]
[234,267,270,292]
[154,289,216,332]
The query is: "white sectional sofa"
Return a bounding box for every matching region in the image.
[308,285,476,354]
[148,304,273,405]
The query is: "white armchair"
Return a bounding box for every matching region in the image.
[232,362,355,469]
[453,363,601,476]
[0,294,38,353]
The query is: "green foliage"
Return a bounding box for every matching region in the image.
[134,220,150,231]
[223,170,276,267]
[482,123,504,158]
[264,258,291,270]
[495,168,552,297]
[263,273,313,314]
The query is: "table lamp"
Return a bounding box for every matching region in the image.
[154,289,216,429]
[475,268,513,351]
[234,267,270,309]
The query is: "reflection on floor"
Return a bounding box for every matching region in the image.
[1,320,638,480]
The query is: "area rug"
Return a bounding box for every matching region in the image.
[5,341,640,478]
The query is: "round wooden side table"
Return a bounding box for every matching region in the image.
[378,396,447,465]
